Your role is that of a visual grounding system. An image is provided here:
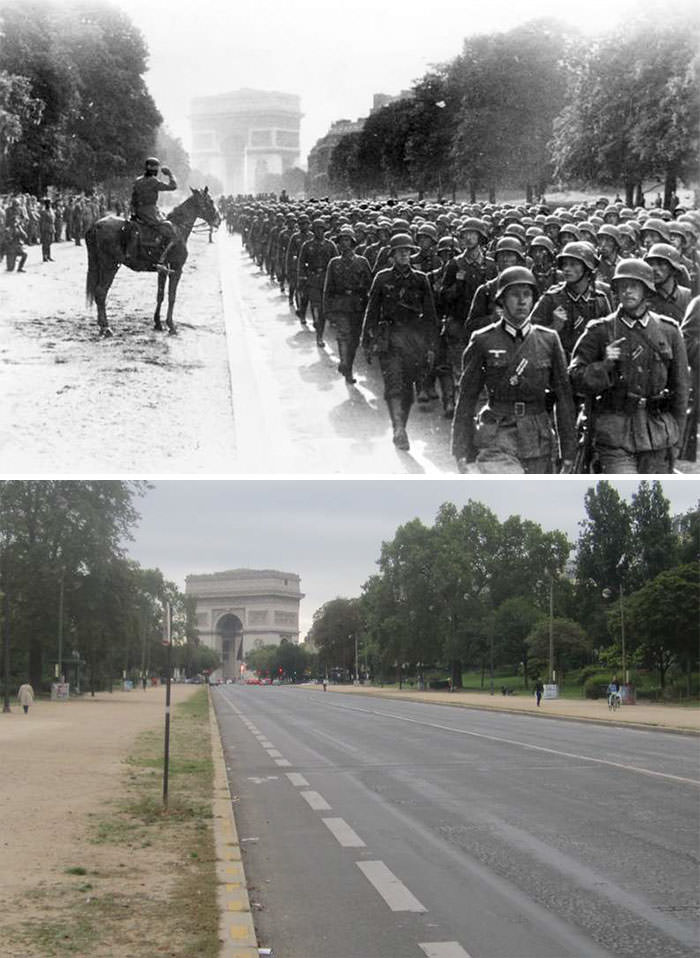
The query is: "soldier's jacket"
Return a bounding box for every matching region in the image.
[372,244,393,275]
[39,208,55,240]
[298,237,338,291]
[451,319,576,463]
[681,295,700,374]
[285,229,311,285]
[597,254,620,285]
[363,240,383,271]
[362,265,438,350]
[530,280,611,359]
[276,228,292,277]
[130,173,177,226]
[442,248,497,321]
[569,308,689,452]
[411,247,442,276]
[647,281,692,324]
[464,275,500,339]
[323,252,372,315]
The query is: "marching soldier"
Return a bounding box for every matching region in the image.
[529,235,561,294]
[298,218,338,346]
[530,241,611,359]
[286,214,312,313]
[569,259,689,473]
[596,224,623,285]
[644,243,692,323]
[362,233,439,450]
[465,236,525,338]
[451,266,575,474]
[323,226,373,383]
[39,199,55,262]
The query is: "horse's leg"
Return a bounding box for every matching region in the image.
[165,269,183,335]
[96,262,119,337]
[154,269,167,331]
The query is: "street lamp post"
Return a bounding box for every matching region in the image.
[549,572,555,684]
[619,581,627,685]
[57,569,65,682]
[353,633,359,685]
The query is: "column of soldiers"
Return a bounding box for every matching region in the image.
[221,192,698,473]
[0,190,114,272]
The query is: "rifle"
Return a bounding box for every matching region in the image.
[572,398,594,474]
[679,387,698,462]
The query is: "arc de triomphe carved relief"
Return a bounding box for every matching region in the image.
[185,569,304,680]
[189,89,302,195]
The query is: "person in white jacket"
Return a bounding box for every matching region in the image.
[17,683,34,714]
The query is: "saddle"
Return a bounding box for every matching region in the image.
[122,219,167,271]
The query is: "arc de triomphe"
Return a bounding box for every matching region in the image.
[189,89,302,195]
[185,569,304,680]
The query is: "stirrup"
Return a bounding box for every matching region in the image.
[156,262,174,275]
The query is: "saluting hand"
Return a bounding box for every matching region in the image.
[161,166,171,177]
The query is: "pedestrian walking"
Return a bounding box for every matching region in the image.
[535,680,544,706]
[18,682,34,714]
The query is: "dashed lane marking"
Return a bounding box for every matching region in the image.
[300,789,331,811]
[419,943,472,958]
[265,748,283,758]
[286,772,310,787]
[356,860,427,912]
[274,758,292,767]
[322,817,366,847]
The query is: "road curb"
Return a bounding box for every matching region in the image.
[209,691,259,958]
[298,685,700,737]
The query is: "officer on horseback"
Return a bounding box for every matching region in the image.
[129,156,178,272]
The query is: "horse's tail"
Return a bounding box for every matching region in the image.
[85,225,98,307]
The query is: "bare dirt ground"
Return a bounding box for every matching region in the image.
[0,685,200,955]
[0,234,236,473]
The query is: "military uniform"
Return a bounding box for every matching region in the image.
[680,296,699,461]
[530,279,611,359]
[298,235,339,343]
[285,226,311,309]
[130,172,177,229]
[647,279,692,324]
[362,258,438,447]
[323,248,373,382]
[451,318,575,473]
[569,308,689,472]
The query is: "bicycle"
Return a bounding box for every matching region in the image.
[608,690,622,711]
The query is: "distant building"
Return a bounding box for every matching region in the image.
[190,89,302,195]
[306,91,415,193]
[186,569,304,680]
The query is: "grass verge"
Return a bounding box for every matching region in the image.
[6,687,220,958]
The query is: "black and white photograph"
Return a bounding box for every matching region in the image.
[1,0,699,957]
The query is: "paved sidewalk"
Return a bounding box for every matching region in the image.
[303,683,700,733]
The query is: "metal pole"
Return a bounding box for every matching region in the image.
[57,570,64,682]
[354,634,359,685]
[549,574,555,684]
[619,582,627,685]
[163,601,172,808]
[2,584,10,713]
[489,628,494,695]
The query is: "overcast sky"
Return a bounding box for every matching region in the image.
[125,479,698,637]
[105,0,679,163]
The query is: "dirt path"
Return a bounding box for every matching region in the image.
[0,686,197,934]
[0,234,236,473]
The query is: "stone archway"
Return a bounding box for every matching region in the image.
[216,613,243,680]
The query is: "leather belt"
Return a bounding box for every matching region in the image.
[489,400,547,418]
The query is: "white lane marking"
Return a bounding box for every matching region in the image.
[259,740,274,748]
[322,817,366,847]
[286,772,310,787]
[300,790,331,811]
[335,704,700,787]
[419,943,472,958]
[356,860,426,912]
[275,758,292,767]
[265,749,282,758]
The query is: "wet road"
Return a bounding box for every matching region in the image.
[213,684,700,958]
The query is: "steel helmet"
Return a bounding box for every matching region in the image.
[416,223,438,242]
[144,156,160,170]
[392,218,411,233]
[494,236,526,261]
[437,235,458,252]
[559,224,582,242]
[530,235,557,257]
[459,217,488,239]
[644,242,683,272]
[597,224,622,247]
[611,258,655,293]
[525,226,544,240]
[494,266,538,303]
[640,218,671,243]
[389,232,417,251]
[556,241,599,271]
[337,225,357,243]
[505,223,527,242]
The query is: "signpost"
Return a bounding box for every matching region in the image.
[162,601,172,808]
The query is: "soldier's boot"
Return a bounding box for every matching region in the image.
[17,252,28,273]
[439,373,455,419]
[388,396,409,451]
[337,342,356,384]
[314,311,326,348]
[296,293,308,325]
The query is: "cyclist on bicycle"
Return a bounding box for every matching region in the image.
[607,677,622,710]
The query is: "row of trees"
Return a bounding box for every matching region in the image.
[0,481,219,695]
[0,1,164,194]
[323,15,699,206]
[308,483,699,693]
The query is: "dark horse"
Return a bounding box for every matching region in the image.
[85,187,221,337]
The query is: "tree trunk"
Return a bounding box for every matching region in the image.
[625,181,635,207]
[525,183,533,204]
[450,659,462,689]
[469,182,476,203]
[633,183,645,208]
[488,185,496,204]
[663,169,677,211]
[29,636,43,691]
[522,648,529,689]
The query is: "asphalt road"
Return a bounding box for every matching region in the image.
[213,685,700,958]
